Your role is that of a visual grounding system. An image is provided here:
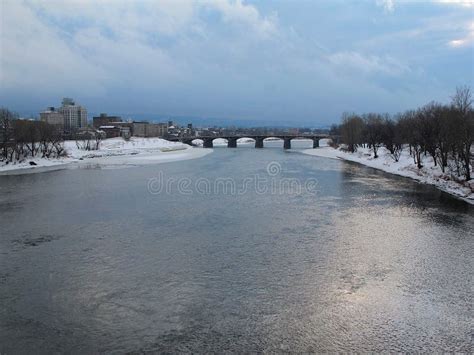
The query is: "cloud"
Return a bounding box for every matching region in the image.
[449,39,467,46]
[0,1,107,96]
[0,0,472,122]
[202,0,278,39]
[0,0,279,97]
[376,0,395,13]
[448,22,474,47]
[435,0,474,7]
[327,51,410,77]
[376,0,473,12]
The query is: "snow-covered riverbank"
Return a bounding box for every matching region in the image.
[302,142,474,204]
[0,137,212,175]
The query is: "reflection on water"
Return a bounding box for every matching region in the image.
[0,146,472,353]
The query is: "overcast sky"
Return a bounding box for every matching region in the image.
[1,0,473,125]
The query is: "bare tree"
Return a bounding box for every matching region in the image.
[383,116,403,162]
[451,86,473,116]
[340,113,364,152]
[418,102,441,167]
[76,131,102,151]
[50,127,65,157]
[451,87,473,180]
[396,110,424,168]
[38,122,54,158]
[0,108,17,162]
[363,113,384,158]
[335,87,472,179]
[93,132,102,150]
[1,109,68,163]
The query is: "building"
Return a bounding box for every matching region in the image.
[132,121,148,137]
[167,123,180,137]
[146,123,167,137]
[98,126,121,138]
[98,124,132,139]
[58,98,88,132]
[93,113,122,129]
[120,126,131,139]
[133,121,168,137]
[40,107,64,128]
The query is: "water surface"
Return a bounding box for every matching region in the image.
[1,143,472,353]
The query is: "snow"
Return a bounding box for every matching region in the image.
[0,158,71,175]
[302,141,474,204]
[0,137,212,175]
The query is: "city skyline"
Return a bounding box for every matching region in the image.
[1,0,473,125]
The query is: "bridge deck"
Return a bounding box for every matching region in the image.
[166,134,336,149]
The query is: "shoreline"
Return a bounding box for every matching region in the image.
[0,138,213,176]
[302,146,474,205]
[3,137,473,206]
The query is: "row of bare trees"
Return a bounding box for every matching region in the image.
[334,87,474,181]
[75,132,102,151]
[0,108,66,163]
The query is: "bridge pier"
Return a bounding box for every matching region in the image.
[283,138,291,149]
[227,138,237,148]
[255,138,264,148]
[203,138,213,148]
[312,138,319,148]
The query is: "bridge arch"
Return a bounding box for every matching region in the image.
[288,136,317,149]
[201,137,230,148]
[231,137,255,148]
[190,134,331,149]
[261,137,283,148]
[318,137,333,147]
[236,137,255,146]
[212,138,229,147]
[189,138,203,146]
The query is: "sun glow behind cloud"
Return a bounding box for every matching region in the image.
[448,21,474,47]
[449,38,467,46]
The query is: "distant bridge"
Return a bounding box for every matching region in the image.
[168,134,334,149]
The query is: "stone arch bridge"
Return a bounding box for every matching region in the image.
[168,135,333,149]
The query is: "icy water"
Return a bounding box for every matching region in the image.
[1,141,473,353]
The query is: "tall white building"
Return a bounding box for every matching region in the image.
[57,98,88,132]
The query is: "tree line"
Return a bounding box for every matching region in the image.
[0,108,66,163]
[330,87,473,181]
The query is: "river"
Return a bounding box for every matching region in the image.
[1,141,472,353]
